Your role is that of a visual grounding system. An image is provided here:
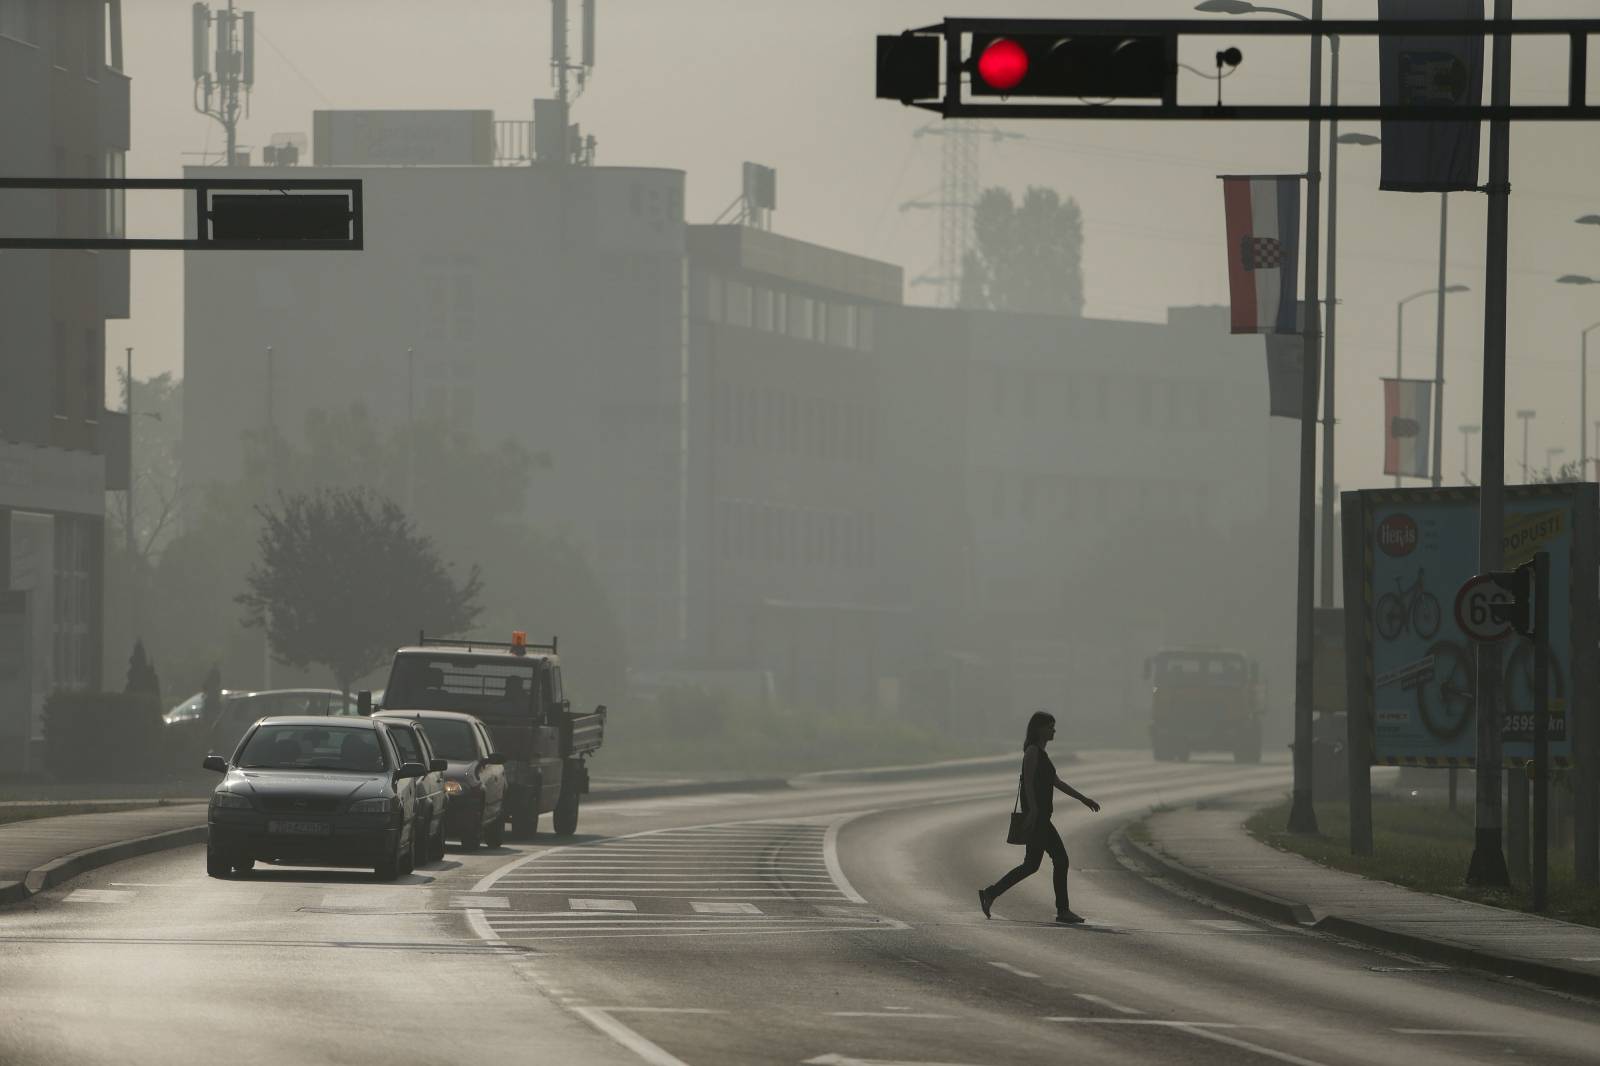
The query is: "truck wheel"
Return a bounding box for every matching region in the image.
[206,843,233,879]
[512,797,540,840]
[553,783,580,837]
[231,856,255,875]
[484,807,504,848]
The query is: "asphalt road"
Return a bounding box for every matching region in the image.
[3,750,1598,1066]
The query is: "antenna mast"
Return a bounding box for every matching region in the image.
[544,0,597,165]
[192,1,255,166]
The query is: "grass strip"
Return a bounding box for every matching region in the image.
[1246,795,1600,929]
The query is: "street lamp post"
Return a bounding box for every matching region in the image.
[1394,285,1468,485]
[1195,0,1324,836]
[1516,409,1536,482]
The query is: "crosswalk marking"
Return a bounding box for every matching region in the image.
[477,818,897,940]
[569,898,637,912]
[450,894,510,909]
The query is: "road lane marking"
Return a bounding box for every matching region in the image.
[1189,919,1255,932]
[1391,1029,1518,1037]
[690,901,762,914]
[63,889,134,903]
[987,962,1039,979]
[450,894,509,908]
[569,898,637,911]
[829,1012,953,1019]
[805,1055,987,1066]
[592,1007,730,1014]
[1170,1024,1331,1066]
[570,1006,696,1066]
[1073,993,1142,1015]
[823,813,868,903]
[1043,1019,1327,1066]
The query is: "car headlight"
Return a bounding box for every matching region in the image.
[443,780,462,796]
[348,797,396,814]
[211,792,252,810]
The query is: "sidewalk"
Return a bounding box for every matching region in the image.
[1126,794,1600,998]
[0,804,211,905]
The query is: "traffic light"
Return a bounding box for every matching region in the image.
[876,34,940,104]
[969,34,1169,99]
[1486,563,1535,637]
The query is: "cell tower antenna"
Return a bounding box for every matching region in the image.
[545,0,598,165]
[192,1,256,166]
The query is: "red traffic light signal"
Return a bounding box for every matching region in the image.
[976,38,1029,93]
[969,34,1170,100]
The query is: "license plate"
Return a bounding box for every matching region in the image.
[267,820,332,836]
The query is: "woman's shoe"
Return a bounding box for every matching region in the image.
[1055,909,1086,924]
[978,888,994,919]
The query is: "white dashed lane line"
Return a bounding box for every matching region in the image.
[63,889,135,903]
[1074,993,1144,1015]
[987,961,1040,979]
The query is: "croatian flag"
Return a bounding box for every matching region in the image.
[1383,377,1433,478]
[1221,175,1302,335]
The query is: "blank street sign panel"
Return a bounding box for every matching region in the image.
[208,194,354,242]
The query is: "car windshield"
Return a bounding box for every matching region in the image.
[385,655,537,717]
[414,718,479,761]
[236,724,390,772]
[1155,655,1245,686]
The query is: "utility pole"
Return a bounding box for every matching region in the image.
[1467,0,1515,890]
[1318,32,1340,609]
[406,346,415,515]
[124,347,135,563]
[1431,194,1450,487]
[263,343,275,689]
[1288,0,1325,835]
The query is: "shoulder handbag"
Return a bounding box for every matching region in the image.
[1006,771,1029,845]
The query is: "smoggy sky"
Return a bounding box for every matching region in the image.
[105,0,1600,490]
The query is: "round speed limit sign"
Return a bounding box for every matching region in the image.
[1454,574,1515,642]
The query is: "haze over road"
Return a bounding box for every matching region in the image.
[2,751,1596,1066]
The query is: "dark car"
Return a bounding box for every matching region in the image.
[374,716,449,865]
[203,716,425,881]
[374,709,505,850]
[199,689,365,763]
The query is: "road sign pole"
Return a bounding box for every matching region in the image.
[1533,550,1550,910]
[1341,495,1373,856]
[1288,0,1325,837]
[1467,0,1514,889]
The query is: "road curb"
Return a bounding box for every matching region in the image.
[1117,816,1600,1001]
[3,823,209,906]
[1113,827,1316,926]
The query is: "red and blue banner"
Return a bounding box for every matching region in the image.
[1221,175,1301,335]
[1383,377,1433,479]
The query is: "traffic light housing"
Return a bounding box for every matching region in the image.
[876,34,940,104]
[970,34,1170,99]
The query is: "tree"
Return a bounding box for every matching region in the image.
[238,488,482,696]
[960,186,1085,316]
[124,638,161,705]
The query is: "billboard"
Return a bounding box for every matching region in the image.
[1343,484,1597,767]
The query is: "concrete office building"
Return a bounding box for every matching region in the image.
[182,110,690,673]
[683,225,904,708]
[0,0,130,770]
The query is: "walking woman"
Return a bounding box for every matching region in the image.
[979,711,1100,924]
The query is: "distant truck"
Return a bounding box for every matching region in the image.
[376,632,605,837]
[1144,648,1262,764]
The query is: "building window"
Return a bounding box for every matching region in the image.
[726,281,753,328]
[789,296,813,341]
[857,306,875,352]
[104,151,125,237]
[755,287,774,331]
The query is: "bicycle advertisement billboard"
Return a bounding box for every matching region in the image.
[1344,484,1597,767]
